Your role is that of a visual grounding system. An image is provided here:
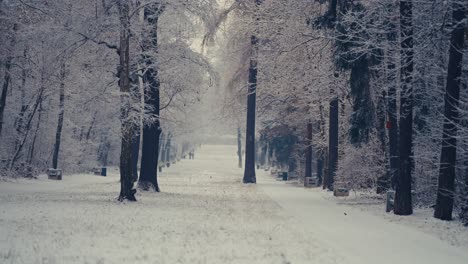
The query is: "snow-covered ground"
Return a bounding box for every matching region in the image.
[1,145,467,264]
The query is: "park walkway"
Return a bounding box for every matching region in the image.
[1,145,467,263]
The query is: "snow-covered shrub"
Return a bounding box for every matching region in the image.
[336,136,386,191]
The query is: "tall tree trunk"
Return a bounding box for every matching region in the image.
[10,86,44,170]
[138,4,162,192]
[237,127,243,168]
[27,102,42,166]
[243,37,257,183]
[349,57,374,146]
[117,0,136,202]
[15,47,29,151]
[328,0,338,22]
[26,69,46,166]
[0,54,12,138]
[85,111,97,141]
[305,121,313,186]
[434,3,465,221]
[327,98,339,191]
[394,0,414,215]
[243,0,261,184]
[0,24,17,138]
[52,61,66,169]
[317,102,325,187]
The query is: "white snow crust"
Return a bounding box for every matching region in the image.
[1,145,467,263]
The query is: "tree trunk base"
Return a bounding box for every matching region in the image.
[243,176,256,184]
[138,181,160,192]
[118,189,137,202]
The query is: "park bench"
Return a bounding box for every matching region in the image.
[280,171,288,181]
[333,187,349,197]
[93,167,107,176]
[304,177,317,187]
[47,168,62,180]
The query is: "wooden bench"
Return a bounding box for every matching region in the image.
[304,177,317,187]
[334,188,349,197]
[47,169,62,180]
[93,167,107,176]
[280,172,288,181]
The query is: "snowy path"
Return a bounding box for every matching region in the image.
[1,145,467,264]
[258,174,468,264]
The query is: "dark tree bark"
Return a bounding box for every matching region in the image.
[11,86,44,170]
[243,0,262,184]
[394,0,414,215]
[15,47,29,151]
[329,0,338,21]
[327,98,339,191]
[26,70,46,166]
[317,103,325,187]
[0,24,17,138]
[117,0,136,202]
[27,102,42,166]
[0,55,12,137]
[434,3,465,221]
[349,57,374,146]
[243,34,257,184]
[237,127,242,168]
[462,172,468,226]
[138,4,163,192]
[85,111,97,141]
[52,61,66,169]
[305,121,313,186]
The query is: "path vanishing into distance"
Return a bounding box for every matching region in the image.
[1,145,467,264]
